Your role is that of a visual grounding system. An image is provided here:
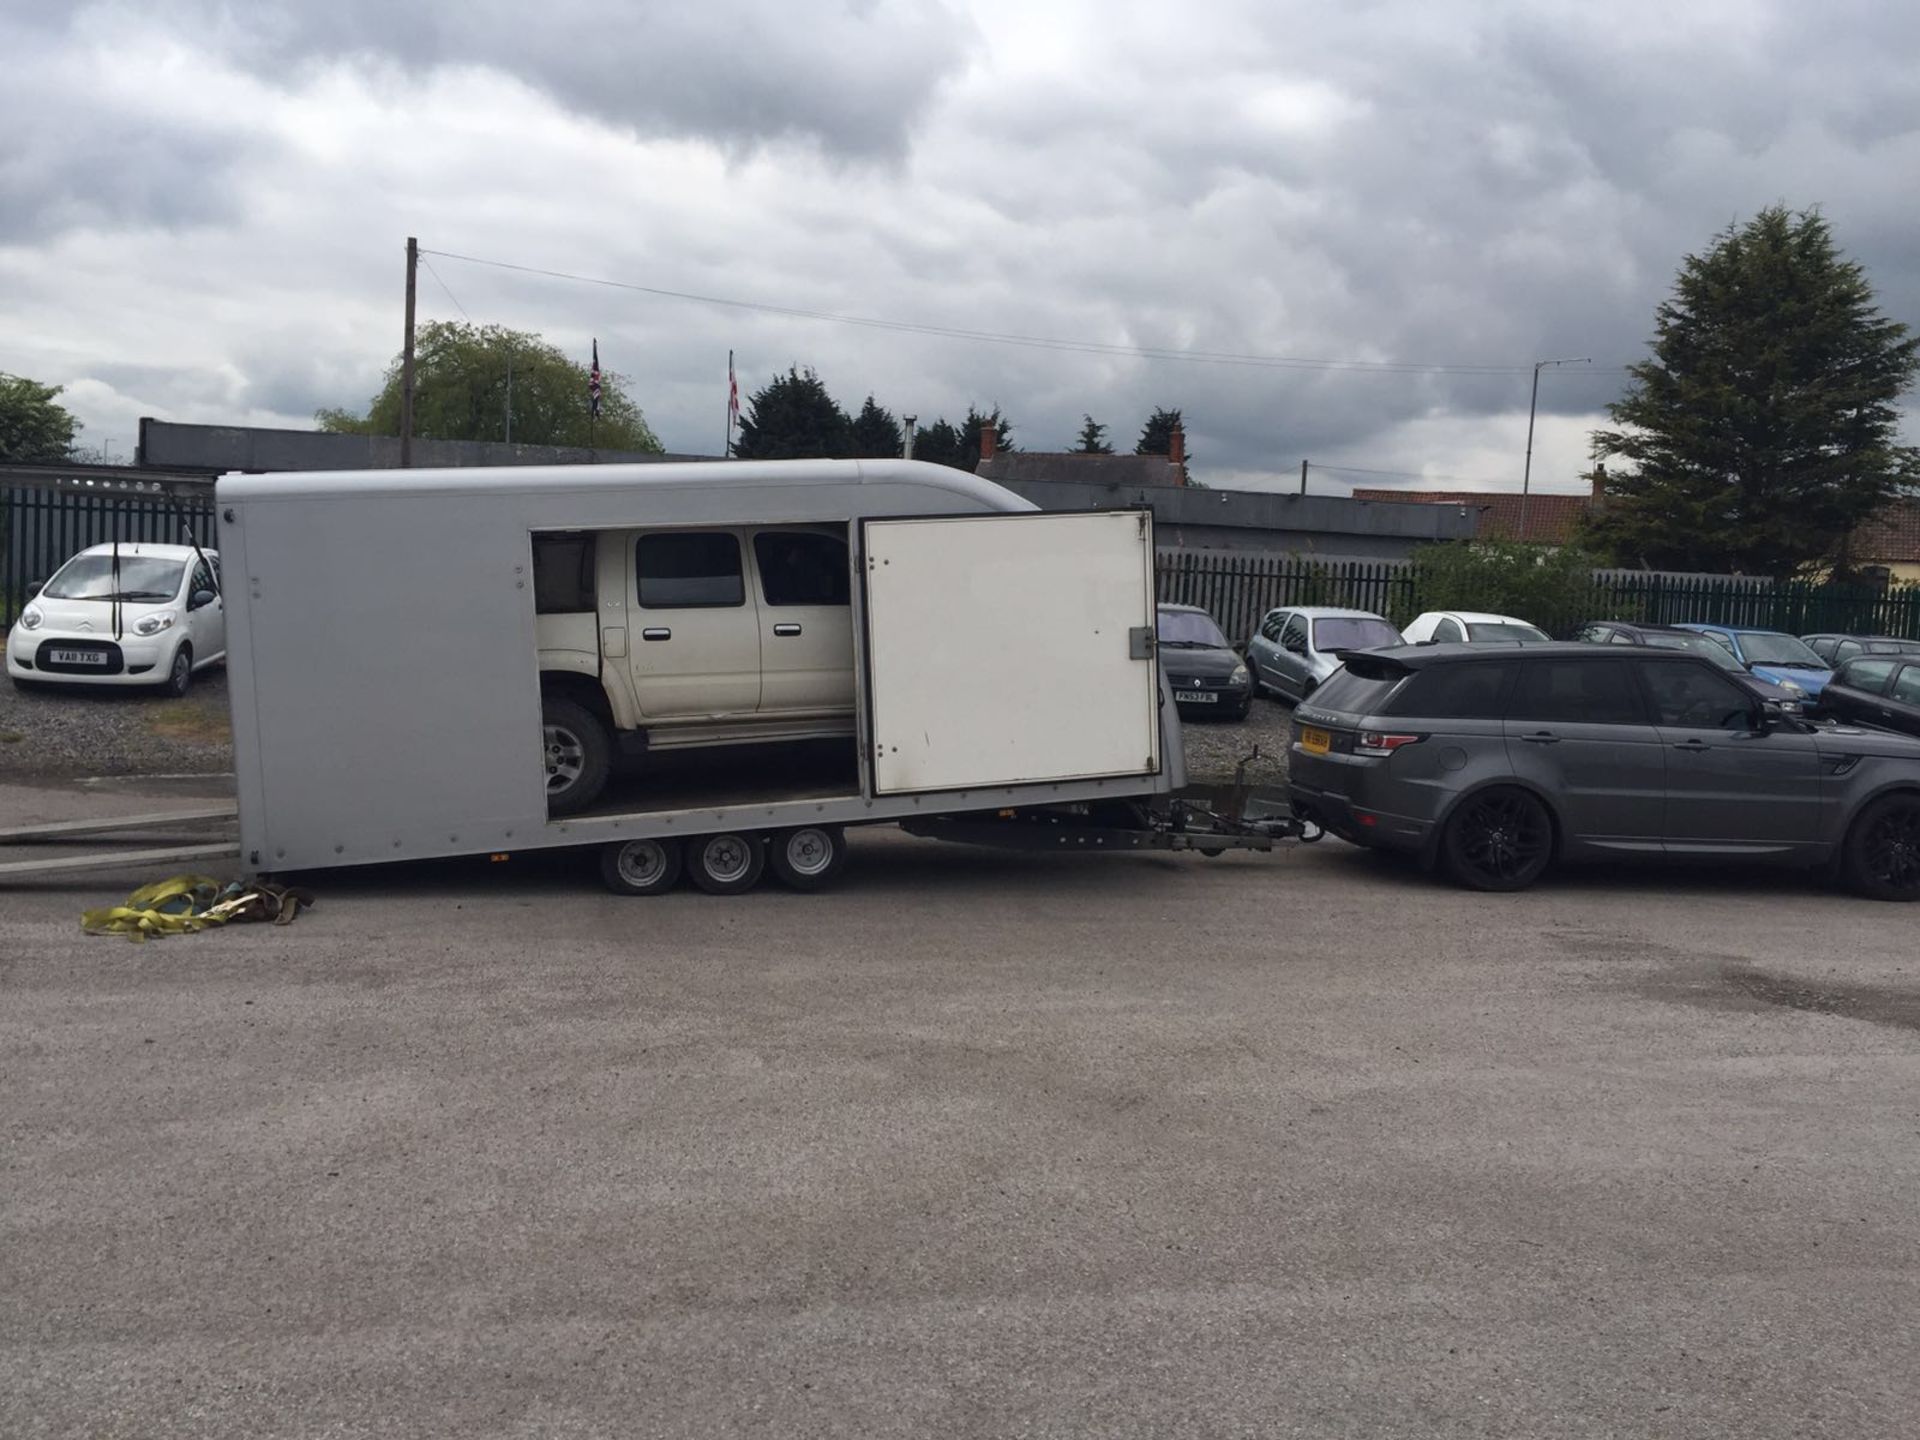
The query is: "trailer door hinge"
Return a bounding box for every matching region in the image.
[1129,625,1156,660]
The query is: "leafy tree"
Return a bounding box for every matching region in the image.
[1584,207,1920,578]
[316,321,661,452]
[848,395,904,459]
[957,407,1015,473]
[909,418,965,469]
[0,374,80,462]
[1408,540,1608,636]
[1134,406,1185,458]
[732,367,852,459]
[1072,415,1113,454]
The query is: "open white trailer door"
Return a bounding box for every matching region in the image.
[861,509,1163,795]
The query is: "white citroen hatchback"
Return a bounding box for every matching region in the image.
[7,542,224,696]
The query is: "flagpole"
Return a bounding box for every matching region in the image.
[725,349,734,457]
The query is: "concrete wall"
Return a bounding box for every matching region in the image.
[137,419,714,473]
[995,477,1479,561]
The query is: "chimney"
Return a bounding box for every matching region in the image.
[1590,462,1607,502]
[1169,422,1186,486]
[979,424,997,463]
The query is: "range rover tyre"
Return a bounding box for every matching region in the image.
[164,645,193,698]
[769,825,848,892]
[1440,786,1554,893]
[688,831,766,895]
[542,696,612,816]
[1842,793,1920,901]
[600,837,683,896]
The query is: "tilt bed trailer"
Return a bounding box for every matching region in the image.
[208,458,1308,897]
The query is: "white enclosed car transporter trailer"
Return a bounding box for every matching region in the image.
[2,460,1310,893]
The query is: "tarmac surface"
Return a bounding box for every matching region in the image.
[4,776,1919,1438]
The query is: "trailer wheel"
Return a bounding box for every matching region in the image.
[542,696,612,816]
[599,838,683,896]
[686,831,766,895]
[768,825,848,892]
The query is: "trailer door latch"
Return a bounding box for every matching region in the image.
[1129,626,1156,659]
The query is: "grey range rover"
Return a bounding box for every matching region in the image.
[1288,643,1920,898]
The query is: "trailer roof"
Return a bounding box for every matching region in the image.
[215,457,1034,512]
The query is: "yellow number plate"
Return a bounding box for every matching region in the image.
[1301,726,1332,755]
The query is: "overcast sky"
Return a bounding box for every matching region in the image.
[3,0,1918,493]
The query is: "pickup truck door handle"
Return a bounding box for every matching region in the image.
[641,627,671,642]
[1520,731,1560,744]
[772,623,802,637]
[1672,738,1711,751]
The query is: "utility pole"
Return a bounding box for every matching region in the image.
[504,343,513,445]
[903,415,917,460]
[400,236,418,468]
[1299,459,1309,495]
[1519,356,1589,540]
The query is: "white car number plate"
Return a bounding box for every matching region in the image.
[51,649,109,666]
[1174,690,1217,703]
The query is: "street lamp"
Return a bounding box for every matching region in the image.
[1519,356,1590,541]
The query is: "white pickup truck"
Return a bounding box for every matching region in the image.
[534,523,858,814]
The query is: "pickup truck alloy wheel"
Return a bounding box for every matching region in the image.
[1442,787,1553,892]
[600,837,683,896]
[1844,794,1920,901]
[540,696,612,816]
[770,825,848,891]
[688,831,766,895]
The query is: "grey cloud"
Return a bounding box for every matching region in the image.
[46,0,977,159]
[0,16,259,240]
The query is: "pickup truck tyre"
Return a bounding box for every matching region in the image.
[542,696,612,816]
[1841,792,1920,901]
[687,831,766,895]
[769,825,848,891]
[600,837,683,896]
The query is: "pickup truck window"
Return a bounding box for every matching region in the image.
[638,533,744,609]
[754,531,849,607]
[532,534,595,614]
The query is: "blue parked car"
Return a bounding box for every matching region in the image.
[1676,623,1834,698]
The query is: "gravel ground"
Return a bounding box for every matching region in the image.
[1177,691,1294,786]
[0,667,234,780]
[0,658,1283,789]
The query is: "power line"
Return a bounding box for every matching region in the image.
[418,253,472,321]
[421,245,1633,378]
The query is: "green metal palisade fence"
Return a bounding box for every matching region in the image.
[2,482,217,625]
[1154,549,1920,644]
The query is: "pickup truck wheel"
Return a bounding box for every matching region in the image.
[542,696,612,816]
[687,831,766,895]
[769,825,848,891]
[1842,793,1920,901]
[599,838,683,896]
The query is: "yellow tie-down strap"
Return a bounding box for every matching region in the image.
[81,874,317,942]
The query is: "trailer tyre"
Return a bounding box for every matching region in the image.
[542,697,612,816]
[599,838,683,896]
[769,825,848,892]
[687,831,766,895]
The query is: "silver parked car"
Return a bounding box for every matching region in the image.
[1245,606,1402,702]
[1287,642,1920,898]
